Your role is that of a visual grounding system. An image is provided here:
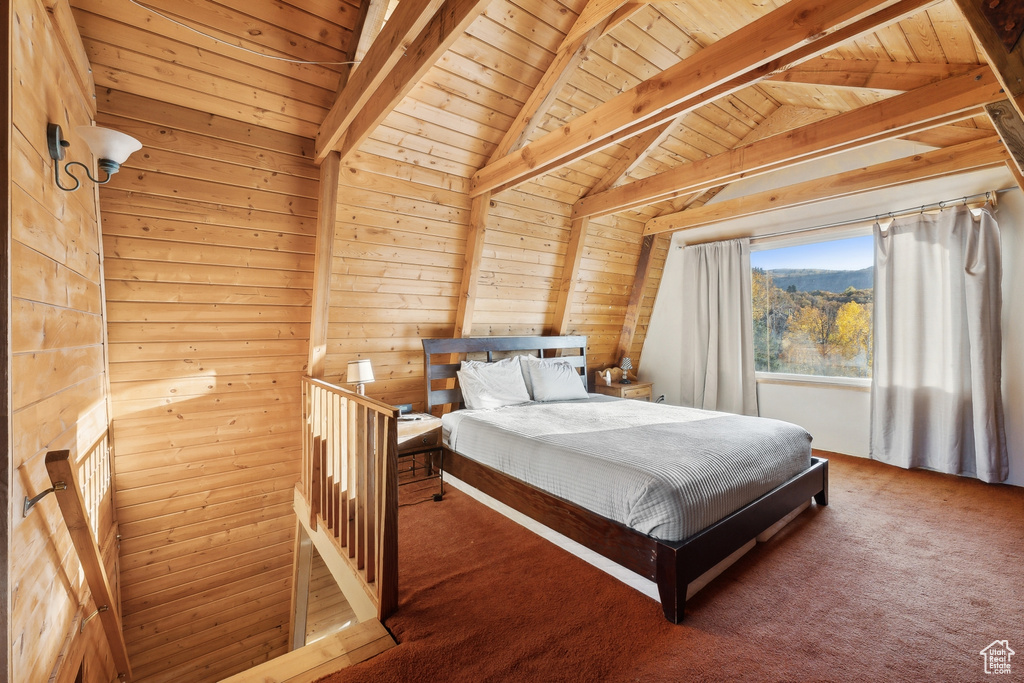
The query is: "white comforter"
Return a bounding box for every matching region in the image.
[443,396,812,542]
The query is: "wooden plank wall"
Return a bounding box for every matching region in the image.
[95,89,315,683]
[8,0,117,681]
[328,152,469,407]
[327,153,652,409]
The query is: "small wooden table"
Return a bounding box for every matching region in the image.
[397,414,444,501]
[593,380,654,401]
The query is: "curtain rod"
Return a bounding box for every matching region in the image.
[744,188,1015,244]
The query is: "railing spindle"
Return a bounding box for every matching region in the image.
[299,377,399,620]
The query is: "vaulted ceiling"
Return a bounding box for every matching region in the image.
[68,0,1024,376]
[69,0,1022,226]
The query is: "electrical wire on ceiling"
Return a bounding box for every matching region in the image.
[127,0,362,66]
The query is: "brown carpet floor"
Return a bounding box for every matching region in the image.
[323,453,1024,682]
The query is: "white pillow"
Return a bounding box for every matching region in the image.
[457,357,531,410]
[516,354,539,397]
[526,359,588,401]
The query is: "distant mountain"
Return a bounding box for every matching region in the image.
[767,267,873,293]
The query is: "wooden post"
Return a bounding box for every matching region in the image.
[551,217,590,335]
[308,151,341,378]
[453,192,491,338]
[45,451,133,681]
[617,235,657,363]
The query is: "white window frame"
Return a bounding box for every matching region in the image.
[750,225,874,387]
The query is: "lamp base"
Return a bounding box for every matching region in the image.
[620,378,631,384]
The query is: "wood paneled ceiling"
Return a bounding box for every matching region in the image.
[69,0,1017,225]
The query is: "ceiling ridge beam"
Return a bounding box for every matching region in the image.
[470,0,940,197]
[315,0,444,162]
[488,3,616,164]
[335,0,492,163]
[573,65,1001,218]
[562,0,632,47]
[488,0,650,163]
[643,136,1008,235]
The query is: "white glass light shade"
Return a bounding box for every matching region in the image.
[347,359,375,384]
[75,125,142,164]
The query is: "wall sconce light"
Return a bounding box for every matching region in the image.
[47,122,142,192]
[347,359,375,395]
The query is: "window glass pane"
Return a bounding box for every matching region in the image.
[751,235,873,378]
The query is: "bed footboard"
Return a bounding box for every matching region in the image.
[655,457,828,623]
[438,446,827,624]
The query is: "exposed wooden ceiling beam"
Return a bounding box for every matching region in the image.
[770,58,980,91]
[573,66,1000,218]
[354,0,394,65]
[649,106,833,216]
[643,136,1008,235]
[334,0,374,93]
[952,0,1024,121]
[986,100,1024,177]
[308,151,341,378]
[900,123,993,147]
[1005,158,1024,192]
[336,0,492,163]
[470,0,937,197]
[315,0,444,162]
[489,0,650,163]
[562,0,631,47]
[551,217,591,335]
[602,1,650,35]
[489,4,613,163]
[616,234,658,363]
[453,193,492,339]
[587,121,675,195]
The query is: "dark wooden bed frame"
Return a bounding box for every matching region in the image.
[422,335,828,623]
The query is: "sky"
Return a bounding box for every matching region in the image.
[750,235,874,270]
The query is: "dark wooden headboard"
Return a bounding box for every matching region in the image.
[421,336,588,411]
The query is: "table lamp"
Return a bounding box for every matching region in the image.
[347,359,374,395]
[619,357,633,384]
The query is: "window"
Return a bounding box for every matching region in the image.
[751,234,873,379]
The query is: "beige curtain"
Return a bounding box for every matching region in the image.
[679,238,758,416]
[870,203,1007,482]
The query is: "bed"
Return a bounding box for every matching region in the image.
[422,335,828,623]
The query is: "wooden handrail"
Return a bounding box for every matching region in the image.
[45,449,132,680]
[300,377,399,620]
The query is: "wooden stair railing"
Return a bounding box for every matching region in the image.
[300,377,399,621]
[44,448,132,681]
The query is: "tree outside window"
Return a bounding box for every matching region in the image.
[751,236,873,378]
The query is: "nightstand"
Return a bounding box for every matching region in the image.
[593,380,654,401]
[397,414,444,501]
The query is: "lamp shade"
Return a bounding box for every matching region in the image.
[620,357,633,372]
[347,359,375,384]
[75,125,142,164]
